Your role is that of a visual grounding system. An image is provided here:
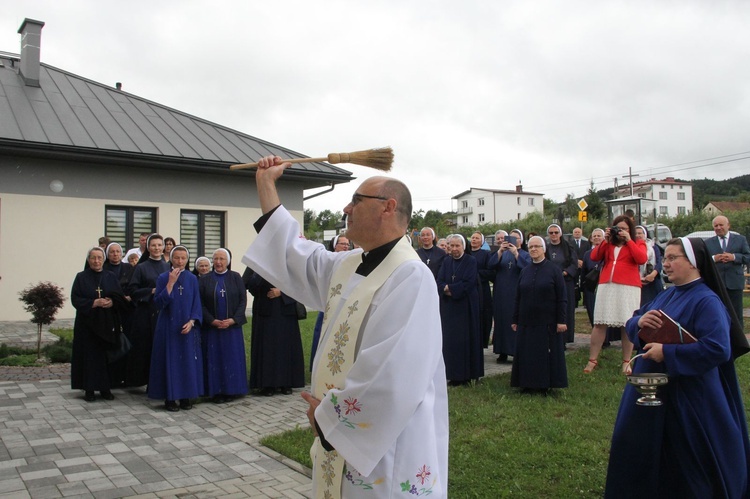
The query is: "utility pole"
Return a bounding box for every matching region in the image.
[622,167,639,197]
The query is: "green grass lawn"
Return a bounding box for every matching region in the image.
[262,312,750,498]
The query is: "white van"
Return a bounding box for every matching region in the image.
[644,224,672,250]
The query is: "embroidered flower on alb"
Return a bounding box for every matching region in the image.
[399,465,435,496]
[343,466,384,490]
[330,393,370,430]
[415,465,431,485]
[343,397,361,415]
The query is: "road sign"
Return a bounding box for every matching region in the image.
[578,211,587,222]
[577,198,588,211]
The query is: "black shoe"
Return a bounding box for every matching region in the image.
[222,395,234,403]
[281,387,293,395]
[100,391,115,401]
[261,387,275,397]
[497,354,508,364]
[84,391,96,402]
[212,395,226,404]
[179,399,193,410]
[165,400,180,412]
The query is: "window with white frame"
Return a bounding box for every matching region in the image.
[462,216,469,224]
[478,213,485,222]
[478,198,485,206]
[677,206,686,215]
[528,198,535,206]
[461,200,468,208]
[659,206,668,215]
[659,192,668,200]
[677,192,685,200]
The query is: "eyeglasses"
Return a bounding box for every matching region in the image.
[527,245,544,249]
[350,193,388,205]
[663,255,687,263]
[547,231,560,235]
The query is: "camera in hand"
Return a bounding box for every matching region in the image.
[610,226,621,243]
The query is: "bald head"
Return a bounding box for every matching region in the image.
[713,215,730,237]
[343,176,413,251]
[377,177,412,228]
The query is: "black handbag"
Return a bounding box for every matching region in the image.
[106,333,132,363]
[584,268,600,290]
[295,302,307,320]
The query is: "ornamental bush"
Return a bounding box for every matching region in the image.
[18,282,65,360]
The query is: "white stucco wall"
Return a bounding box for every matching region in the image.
[0,192,303,321]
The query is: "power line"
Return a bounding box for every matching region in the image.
[412,151,750,208]
[529,153,750,196]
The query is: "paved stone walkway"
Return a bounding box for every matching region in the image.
[0,320,539,498]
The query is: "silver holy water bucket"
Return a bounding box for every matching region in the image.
[625,353,668,406]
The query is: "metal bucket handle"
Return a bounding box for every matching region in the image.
[627,353,645,370]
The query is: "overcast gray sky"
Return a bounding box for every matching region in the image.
[3,1,749,214]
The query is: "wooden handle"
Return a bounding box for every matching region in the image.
[230,157,328,170]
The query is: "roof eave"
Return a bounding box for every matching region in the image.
[0,139,354,186]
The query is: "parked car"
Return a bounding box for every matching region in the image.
[644,224,672,251]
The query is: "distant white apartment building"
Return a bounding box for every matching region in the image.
[612,177,693,217]
[452,185,544,227]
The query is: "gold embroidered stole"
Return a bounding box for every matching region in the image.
[311,237,418,499]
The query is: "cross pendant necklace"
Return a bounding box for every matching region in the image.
[451,257,464,282]
[178,285,184,296]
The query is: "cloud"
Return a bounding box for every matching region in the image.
[2,0,749,214]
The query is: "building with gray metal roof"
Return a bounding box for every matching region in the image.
[0,18,353,320]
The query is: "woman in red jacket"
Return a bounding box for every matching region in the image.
[584,215,647,374]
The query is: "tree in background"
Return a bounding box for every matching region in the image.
[315,209,343,230]
[585,180,607,221]
[18,282,65,360]
[410,209,454,243]
[303,209,345,240]
[304,209,315,231]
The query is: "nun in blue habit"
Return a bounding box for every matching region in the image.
[605,237,750,498]
[199,248,249,403]
[147,246,203,411]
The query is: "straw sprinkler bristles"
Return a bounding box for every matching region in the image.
[229,147,394,172]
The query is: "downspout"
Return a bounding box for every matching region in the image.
[303,182,335,201]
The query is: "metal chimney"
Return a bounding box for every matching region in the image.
[17,18,45,87]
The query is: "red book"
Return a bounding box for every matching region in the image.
[638,309,697,345]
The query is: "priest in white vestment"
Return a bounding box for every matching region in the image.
[243,156,449,498]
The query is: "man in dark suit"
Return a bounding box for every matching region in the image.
[571,227,591,306]
[705,215,750,327]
